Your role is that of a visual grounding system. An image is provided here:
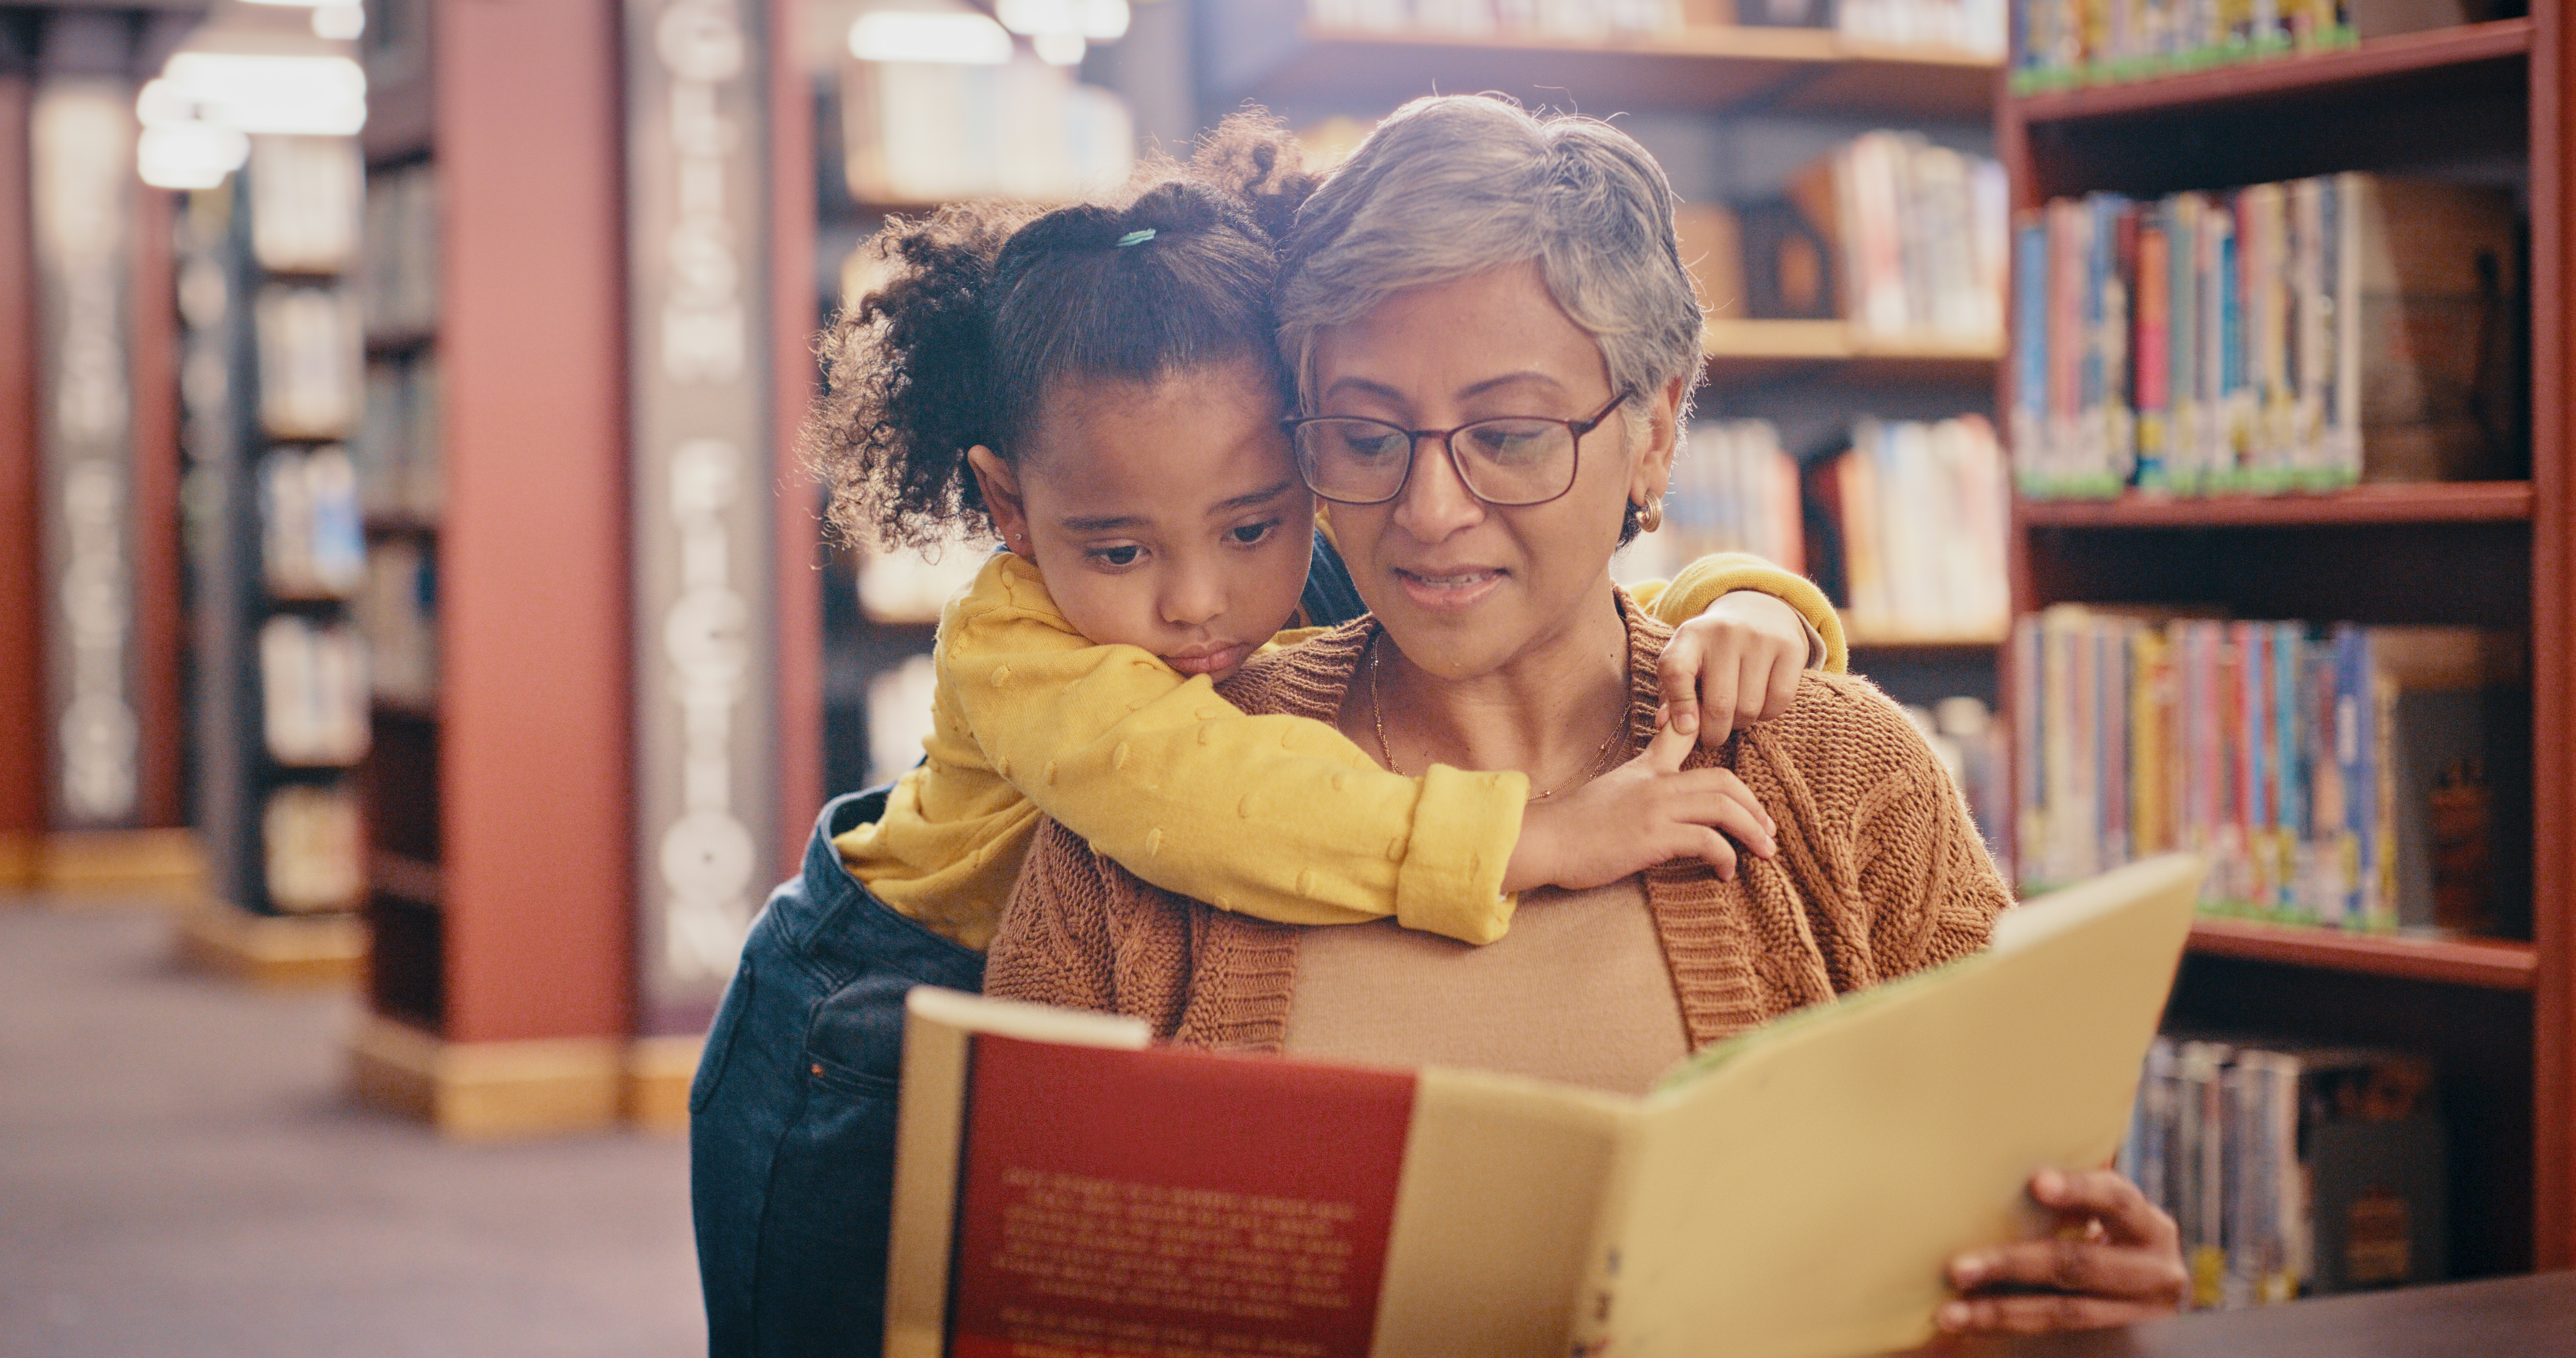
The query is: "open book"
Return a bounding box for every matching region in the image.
[886,854,2205,1358]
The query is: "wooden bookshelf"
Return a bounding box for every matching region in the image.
[1702,318,2003,387]
[1206,22,2001,118]
[2015,19,2531,125]
[2017,481,2536,528]
[1999,12,2573,1274]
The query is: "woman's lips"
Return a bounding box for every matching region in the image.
[1164,642,1252,676]
[1392,566,1504,613]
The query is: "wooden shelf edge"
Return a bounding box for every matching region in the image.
[2011,18,2532,122]
[1703,317,2007,362]
[2017,481,2534,528]
[369,850,444,909]
[2186,916,2537,990]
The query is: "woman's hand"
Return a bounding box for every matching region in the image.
[1657,589,1812,749]
[1937,1168,2190,1335]
[1503,720,1777,894]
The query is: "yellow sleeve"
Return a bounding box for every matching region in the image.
[1632,551,1847,674]
[941,555,1527,944]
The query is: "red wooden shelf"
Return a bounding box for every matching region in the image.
[2012,18,2531,124]
[2016,481,2532,528]
[2187,916,2537,991]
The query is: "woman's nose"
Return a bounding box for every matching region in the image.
[1391,437,1484,543]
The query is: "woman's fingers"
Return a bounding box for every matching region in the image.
[1762,641,1803,723]
[1935,1293,2169,1336]
[2031,1169,2179,1250]
[1674,789,1776,858]
[1679,826,1740,880]
[1643,717,1697,774]
[1946,1236,2190,1306]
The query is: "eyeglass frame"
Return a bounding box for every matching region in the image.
[1281,389,1636,508]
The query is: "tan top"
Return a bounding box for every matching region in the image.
[984,594,2011,1055]
[1283,879,1690,1096]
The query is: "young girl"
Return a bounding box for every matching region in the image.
[692,123,1844,1358]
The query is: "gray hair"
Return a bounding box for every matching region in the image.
[1274,96,1704,425]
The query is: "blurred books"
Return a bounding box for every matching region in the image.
[250,135,363,276]
[1616,418,1804,586]
[259,445,366,600]
[359,159,439,338]
[2013,610,2528,936]
[2120,1037,2446,1308]
[353,354,442,522]
[842,58,1134,206]
[263,783,366,912]
[1729,132,2007,346]
[2012,176,2523,500]
[260,615,372,767]
[358,537,438,709]
[2011,0,2511,93]
[1807,415,2009,643]
[256,284,362,439]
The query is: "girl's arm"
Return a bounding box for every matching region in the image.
[943,551,1835,945]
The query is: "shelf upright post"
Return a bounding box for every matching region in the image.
[0,58,40,884]
[2532,0,2573,1274]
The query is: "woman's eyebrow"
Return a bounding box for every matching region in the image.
[1207,479,1297,516]
[1457,370,1565,401]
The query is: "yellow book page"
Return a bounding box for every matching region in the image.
[1600,855,2204,1358]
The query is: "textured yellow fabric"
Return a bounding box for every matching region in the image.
[1658,552,1849,675]
[836,549,1837,950]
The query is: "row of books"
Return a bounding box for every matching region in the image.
[255,284,363,441]
[2012,607,2526,935]
[263,782,364,912]
[359,159,439,339]
[249,135,364,277]
[841,59,1135,207]
[2010,0,2498,93]
[2010,175,2521,499]
[1835,0,2007,53]
[259,615,371,768]
[1810,416,2011,642]
[1733,132,2006,344]
[354,355,444,521]
[2117,1036,2446,1308]
[1615,419,1805,586]
[1904,695,2008,854]
[1307,0,1684,36]
[358,538,438,709]
[259,446,366,600]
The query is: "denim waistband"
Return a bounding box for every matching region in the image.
[769,788,984,992]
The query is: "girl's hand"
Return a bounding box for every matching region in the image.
[1936,1168,2190,1335]
[1502,720,1777,894]
[1657,589,1812,749]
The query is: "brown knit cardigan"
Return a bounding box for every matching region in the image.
[983,595,2013,1052]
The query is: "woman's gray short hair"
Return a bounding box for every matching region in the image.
[1274,95,1704,424]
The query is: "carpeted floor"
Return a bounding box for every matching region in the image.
[0,899,704,1358]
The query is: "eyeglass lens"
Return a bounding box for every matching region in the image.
[1292,417,1579,506]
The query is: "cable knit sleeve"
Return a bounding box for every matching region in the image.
[1842,694,2012,979]
[984,817,1197,1037]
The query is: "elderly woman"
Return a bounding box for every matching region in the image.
[985,95,2189,1336]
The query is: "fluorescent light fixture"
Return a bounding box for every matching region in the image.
[1032,31,1085,63]
[138,122,251,190]
[848,11,1013,64]
[312,4,366,39]
[997,0,1130,39]
[142,53,367,137]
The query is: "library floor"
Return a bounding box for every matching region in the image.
[0,899,702,1358]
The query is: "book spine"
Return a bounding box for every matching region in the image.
[2136,213,2172,489]
[2015,612,2045,885]
[2273,622,2304,918]
[2013,216,2051,495]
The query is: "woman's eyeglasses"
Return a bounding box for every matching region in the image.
[1284,390,1633,507]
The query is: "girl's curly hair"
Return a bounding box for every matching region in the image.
[808,112,1323,551]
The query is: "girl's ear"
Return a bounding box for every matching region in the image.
[966,446,1030,552]
[1625,374,1687,508]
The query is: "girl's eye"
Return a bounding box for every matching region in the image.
[1229,519,1280,547]
[1089,545,1144,569]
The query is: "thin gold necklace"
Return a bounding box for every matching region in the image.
[1365,629,1632,803]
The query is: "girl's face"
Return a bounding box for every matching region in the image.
[970,354,1316,684]
[1309,261,1681,682]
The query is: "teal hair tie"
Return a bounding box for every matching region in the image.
[1116,228,1156,247]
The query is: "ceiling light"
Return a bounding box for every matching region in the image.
[142,53,367,137]
[138,123,251,190]
[312,5,365,39]
[996,0,1129,40]
[1031,31,1085,63]
[847,12,1013,65]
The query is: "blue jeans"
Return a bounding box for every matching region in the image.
[689,788,985,1358]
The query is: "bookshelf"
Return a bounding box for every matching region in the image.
[1998,6,2573,1278]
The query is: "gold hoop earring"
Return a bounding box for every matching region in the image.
[1636,499,1664,534]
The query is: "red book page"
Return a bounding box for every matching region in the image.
[949,1037,1417,1358]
